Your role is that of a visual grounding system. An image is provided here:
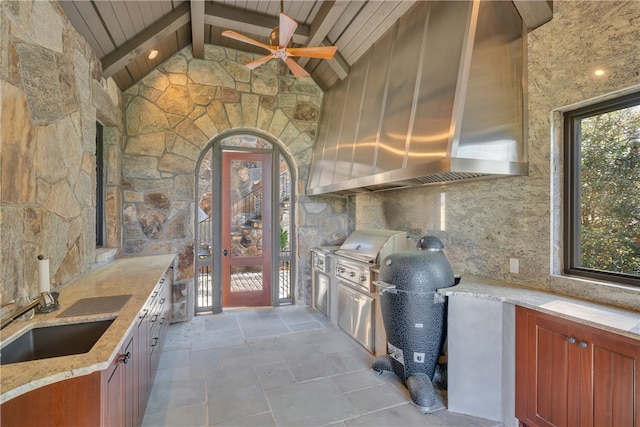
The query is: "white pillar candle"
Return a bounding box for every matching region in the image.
[38,255,50,293]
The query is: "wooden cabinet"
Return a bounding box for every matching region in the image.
[136,302,150,420]
[516,306,640,427]
[147,267,172,386]
[1,265,173,427]
[96,267,173,427]
[103,334,132,427]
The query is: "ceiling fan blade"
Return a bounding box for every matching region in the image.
[286,46,338,59]
[285,57,310,77]
[244,54,275,70]
[221,30,275,52]
[279,12,298,47]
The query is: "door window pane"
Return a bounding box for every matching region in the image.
[230,266,263,293]
[230,159,263,258]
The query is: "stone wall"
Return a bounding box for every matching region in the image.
[122,46,348,318]
[0,0,123,303]
[350,1,640,311]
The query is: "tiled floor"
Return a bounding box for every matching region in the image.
[142,306,503,427]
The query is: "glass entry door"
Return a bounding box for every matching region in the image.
[221,151,272,307]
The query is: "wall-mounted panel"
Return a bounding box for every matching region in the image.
[354,33,393,177]
[407,1,471,169]
[377,2,428,173]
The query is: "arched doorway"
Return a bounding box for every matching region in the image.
[195,131,294,314]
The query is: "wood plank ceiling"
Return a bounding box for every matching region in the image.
[58,0,416,92]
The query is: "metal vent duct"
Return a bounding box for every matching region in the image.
[307,0,537,196]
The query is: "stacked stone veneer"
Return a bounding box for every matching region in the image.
[122,46,348,319]
[1,1,122,303]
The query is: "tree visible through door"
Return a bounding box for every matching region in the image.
[221,151,272,306]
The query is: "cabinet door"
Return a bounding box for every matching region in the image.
[104,353,124,427]
[585,328,640,427]
[121,335,137,427]
[352,291,374,352]
[136,308,150,423]
[314,272,329,316]
[516,307,582,427]
[337,284,353,334]
[517,306,640,427]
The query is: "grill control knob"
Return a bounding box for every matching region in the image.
[360,275,367,281]
[349,272,356,278]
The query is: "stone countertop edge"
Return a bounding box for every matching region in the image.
[438,275,640,341]
[0,254,176,404]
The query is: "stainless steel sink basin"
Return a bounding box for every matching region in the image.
[0,319,113,365]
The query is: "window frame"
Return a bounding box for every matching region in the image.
[563,91,640,287]
[96,122,104,248]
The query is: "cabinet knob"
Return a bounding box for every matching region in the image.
[121,351,131,364]
[567,337,577,344]
[579,341,588,348]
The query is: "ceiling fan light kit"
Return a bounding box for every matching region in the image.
[222,9,338,78]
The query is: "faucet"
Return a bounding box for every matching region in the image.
[0,292,59,330]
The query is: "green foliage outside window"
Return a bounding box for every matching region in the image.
[578,105,640,277]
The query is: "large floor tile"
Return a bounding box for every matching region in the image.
[266,378,360,426]
[213,412,276,427]
[189,348,222,378]
[344,382,408,414]
[207,382,270,425]
[240,318,291,338]
[142,403,208,427]
[284,350,343,382]
[253,362,297,390]
[146,378,207,412]
[330,368,390,393]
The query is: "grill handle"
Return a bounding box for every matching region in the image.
[372,280,397,295]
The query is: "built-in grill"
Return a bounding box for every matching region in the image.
[331,229,411,353]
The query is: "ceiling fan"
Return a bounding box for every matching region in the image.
[221,2,338,77]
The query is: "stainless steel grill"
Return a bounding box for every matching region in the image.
[331,229,411,354]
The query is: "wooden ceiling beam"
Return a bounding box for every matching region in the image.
[203,3,309,45]
[101,2,191,78]
[298,1,349,79]
[191,0,205,59]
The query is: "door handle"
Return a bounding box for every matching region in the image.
[223,249,228,256]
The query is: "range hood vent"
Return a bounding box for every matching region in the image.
[307,0,543,196]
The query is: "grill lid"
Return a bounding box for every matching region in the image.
[335,229,409,264]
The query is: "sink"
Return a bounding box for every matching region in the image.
[0,319,114,365]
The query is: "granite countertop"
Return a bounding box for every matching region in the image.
[0,254,175,404]
[438,275,640,341]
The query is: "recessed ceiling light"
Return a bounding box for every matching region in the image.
[147,49,159,60]
[594,69,605,77]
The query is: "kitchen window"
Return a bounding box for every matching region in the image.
[96,122,104,248]
[564,91,640,286]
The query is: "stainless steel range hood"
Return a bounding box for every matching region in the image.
[307,0,543,196]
